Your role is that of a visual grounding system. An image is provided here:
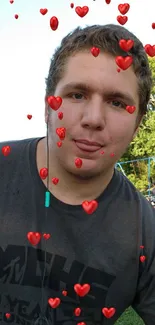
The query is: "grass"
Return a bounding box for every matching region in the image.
[115,307,144,325]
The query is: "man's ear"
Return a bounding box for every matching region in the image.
[44,96,49,124]
[133,114,144,138]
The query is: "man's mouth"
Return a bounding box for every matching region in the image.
[74,140,102,152]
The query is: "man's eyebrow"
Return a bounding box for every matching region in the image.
[60,82,136,106]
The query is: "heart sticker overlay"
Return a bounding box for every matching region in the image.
[115,56,133,70]
[48,298,61,308]
[52,177,59,185]
[56,127,66,140]
[74,307,81,316]
[27,114,32,120]
[118,3,130,15]
[43,233,51,240]
[75,6,89,18]
[27,232,41,246]
[82,200,98,214]
[47,96,62,110]
[144,44,155,57]
[126,106,136,114]
[74,284,90,297]
[117,15,128,25]
[75,158,83,168]
[91,47,100,57]
[5,313,11,319]
[140,255,146,263]
[119,39,134,51]
[50,17,59,31]
[62,290,68,296]
[2,146,11,156]
[40,8,48,15]
[102,307,116,318]
[40,168,48,180]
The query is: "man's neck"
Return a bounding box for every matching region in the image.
[36,138,114,205]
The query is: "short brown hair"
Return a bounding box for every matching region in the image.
[45,24,152,121]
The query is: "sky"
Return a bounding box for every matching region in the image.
[0,0,155,142]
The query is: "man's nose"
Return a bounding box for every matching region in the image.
[81,98,105,130]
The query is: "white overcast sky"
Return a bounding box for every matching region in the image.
[0,0,155,141]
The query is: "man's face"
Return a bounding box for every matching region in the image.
[45,51,140,178]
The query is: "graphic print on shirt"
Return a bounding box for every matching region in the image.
[0,245,116,325]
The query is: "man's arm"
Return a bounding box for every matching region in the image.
[131,202,155,324]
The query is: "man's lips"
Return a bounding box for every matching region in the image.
[74,140,102,152]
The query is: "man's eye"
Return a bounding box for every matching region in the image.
[68,93,84,100]
[111,100,126,108]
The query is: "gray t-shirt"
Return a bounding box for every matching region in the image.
[0,137,155,325]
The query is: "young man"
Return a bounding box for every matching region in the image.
[0,24,155,325]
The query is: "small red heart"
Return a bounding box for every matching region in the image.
[70,3,74,8]
[74,284,90,297]
[115,56,133,70]
[140,255,146,263]
[58,112,63,120]
[100,150,105,155]
[91,47,100,57]
[50,16,59,31]
[82,200,98,214]
[152,23,155,29]
[27,114,32,120]
[5,313,11,319]
[62,290,67,296]
[10,0,14,3]
[75,158,83,168]
[118,3,130,15]
[117,15,128,25]
[52,177,59,185]
[117,68,121,73]
[75,6,89,18]
[77,323,86,325]
[144,44,155,57]
[48,298,61,308]
[56,127,66,140]
[47,96,62,110]
[40,8,48,15]
[110,153,115,157]
[40,168,48,180]
[140,245,144,249]
[102,307,116,319]
[126,105,136,114]
[2,145,11,156]
[14,14,19,19]
[43,233,50,240]
[119,39,134,51]
[105,0,111,4]
[74,307,81,316]
[27,232,41,246]
[57,141,62,147]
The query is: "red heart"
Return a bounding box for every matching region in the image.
[40,8,48,15]
[10,0,14,3]
[14,14,18,19]
[126,106,136,114]
[105,0,111,4]
[43,233,50,240]
[52,177,59,185]
[74,284,90,297]
[118,3,130,15]
[77,323,86,325]
[74,307,81,316]
[57,141,62,147]
[27,232,41,246]
[40,168,48,180]
[152,23,155,29]
[75,6,89,17]
[70,3,74,8]
[115,56,133,70]
[50,16,59,31]
[5,313,11,319]
[2,145,11,156]
[144,44,155,57]
[82,200,98,214]
[62,290,67,296]
[119,39,134,51]
[48,298,61,308]
[58,112,63,120]
[56,127,66,140]
[47,96,62,110]
[75,158,83,168]
[140,255,146,263]
[91,47,100,57]
[140,245,144,249]
[27,114,32,120]
[117,15,128,25]
[102,307,116,318]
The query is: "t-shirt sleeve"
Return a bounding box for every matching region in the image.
[131,202,155,324]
